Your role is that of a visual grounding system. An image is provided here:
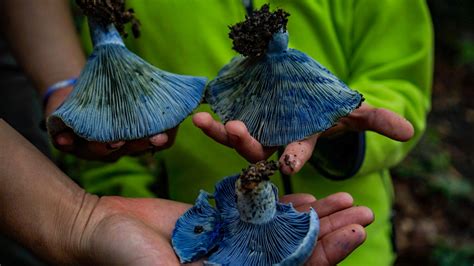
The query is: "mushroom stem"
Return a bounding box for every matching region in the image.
[88,18,124,47]
[236,179,276,224]
[267,30,289,54]
[235,161,279,224]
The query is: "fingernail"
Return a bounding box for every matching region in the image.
[108,141,125,149]
[56,135,73,146]
[282,154,300,173]
[105,143,118,151]
[107,141,125,149]
[150,134,168,146]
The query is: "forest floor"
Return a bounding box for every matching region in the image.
[392,51,474,266]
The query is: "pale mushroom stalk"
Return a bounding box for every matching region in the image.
[235,161,278,224]
[88,18,124,47]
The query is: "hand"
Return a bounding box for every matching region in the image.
[68,195,191,265]
[280,193,374,265]
[193,103,414,175]
[69,192,372,265]
[45,89,177,161]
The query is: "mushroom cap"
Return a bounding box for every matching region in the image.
[172,191,223,263]
[47,41,206,142]
[206,31,363,147]
[172,174,319,265]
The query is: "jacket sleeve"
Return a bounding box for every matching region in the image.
[312,0,433,178]
[349,0,433,177]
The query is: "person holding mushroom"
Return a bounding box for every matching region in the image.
[0,119,373,264]
[0,0,432,265]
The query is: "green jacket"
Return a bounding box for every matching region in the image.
[78,0,433,265]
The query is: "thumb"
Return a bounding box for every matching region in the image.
[340,103,414,142]
[44,87,72,116]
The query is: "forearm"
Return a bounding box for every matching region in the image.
[0,119,97,263]
[0,0,85,95]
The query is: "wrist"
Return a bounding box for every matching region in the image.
[44,86,73,116]
[63,195,132,264]
[49,190,100,264]
[43,78,76,116]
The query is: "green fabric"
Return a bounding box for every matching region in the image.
[55,149,157,197]
[79,0,433,265]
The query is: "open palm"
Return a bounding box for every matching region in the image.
[76,192,373,265]
[193,103,414,175]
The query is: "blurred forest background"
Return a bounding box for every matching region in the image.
[392,0,473,265]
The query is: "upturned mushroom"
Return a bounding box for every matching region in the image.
[172,161,319,265]
[47,0,207,142]
[206,4,364,147]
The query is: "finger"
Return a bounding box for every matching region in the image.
[279,193,316,206]
[341,104,414,141]
[320,123,347,138]
[53,128,124,158]
[53,134,122,161]
[366,108,414,141]
[54,131,75,152]
[293,192,353,217]
[148,127,179,152]
[307,224,367,266]
[55,132,74,146]
[122,138,153,156]
[149,133,168,147]
[192,112,230,146]
[318,206,374,239]
[279,134,319,175]
[225,121,276,162]
[106,141,126,150]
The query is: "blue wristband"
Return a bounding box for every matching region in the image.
[43,78,77,107]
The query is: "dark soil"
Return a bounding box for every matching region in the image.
[75,0,140,38]
[239,160,278,192]
[229,4,289,57]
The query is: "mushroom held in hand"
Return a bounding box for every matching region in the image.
[206,4,364,146]
[47,0,206,142]
[172,161,319,265]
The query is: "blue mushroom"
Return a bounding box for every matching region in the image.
[172,161,319,265]
[206,4,363,147]
[47,2,206,142]
[172,191,223,263]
